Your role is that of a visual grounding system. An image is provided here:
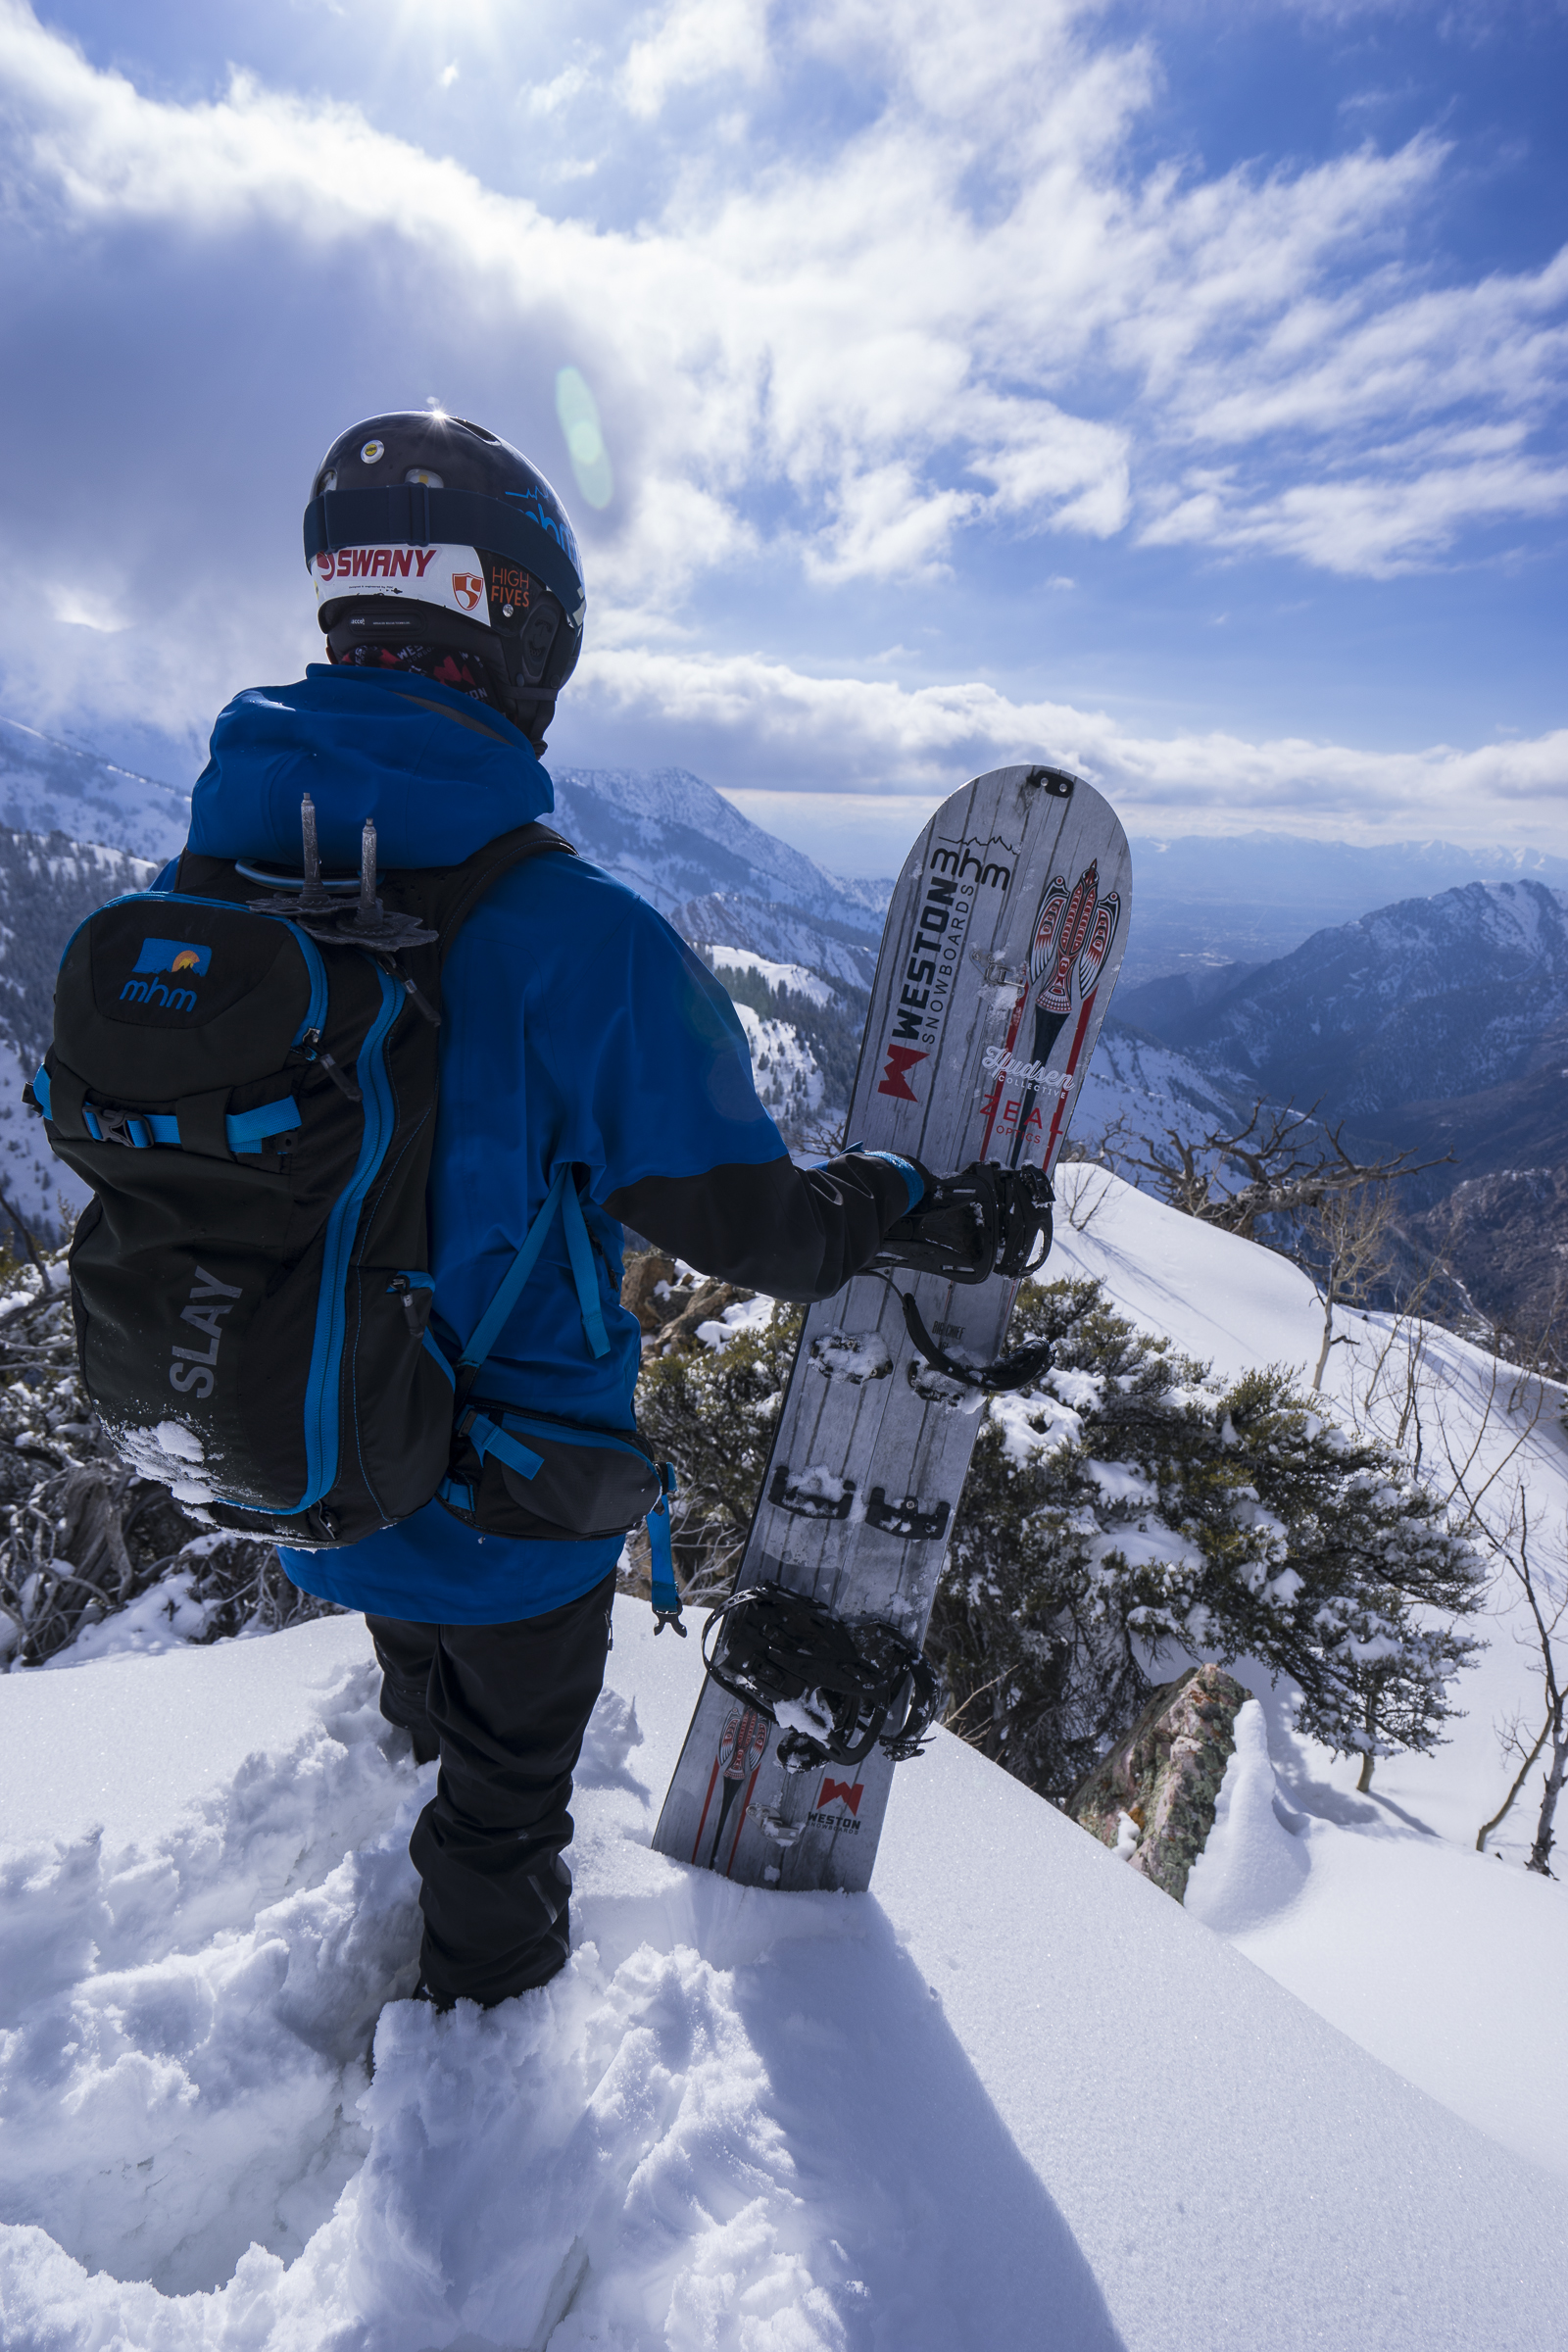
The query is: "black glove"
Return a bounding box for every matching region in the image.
[871,1160,1054,1287]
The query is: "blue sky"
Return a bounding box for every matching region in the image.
[0,0,1563,873]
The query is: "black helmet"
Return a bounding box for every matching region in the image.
[303,411,585,743]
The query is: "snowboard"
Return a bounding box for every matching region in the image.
[651,762,1131,1891]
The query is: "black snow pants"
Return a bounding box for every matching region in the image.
[367,1574,615,2008]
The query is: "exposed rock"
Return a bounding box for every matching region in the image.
[1069,1664,1250,1903]
[655,1279,755,1349]
[621,1253,758,1354]
[620,1250,678,1334]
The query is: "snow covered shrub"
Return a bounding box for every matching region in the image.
[928,1277,1486,1800]
[635,1302,803,1603]
[0,1246,337,1667]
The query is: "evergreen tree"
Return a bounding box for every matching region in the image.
[632,1277,1486,1800]
[635,1303,803,1601]
[926,1279,1486,1798]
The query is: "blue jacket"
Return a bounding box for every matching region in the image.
[169,665,914,1623]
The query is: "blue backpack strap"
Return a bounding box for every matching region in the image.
[453,1166,611,1401]
[454,1163,613,1403]
[455,1166,677,1633]
[454,1164,570,1407]
[466,1412,546,1480]
[560,1175,611,1360]
[648,1461,684,1636]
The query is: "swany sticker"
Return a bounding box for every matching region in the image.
[313,544,491,624]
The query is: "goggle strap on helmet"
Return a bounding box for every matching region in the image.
[304,484,583,619]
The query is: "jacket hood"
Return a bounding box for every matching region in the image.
[185,664,554,870]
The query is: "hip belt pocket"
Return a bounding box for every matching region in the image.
[439,1402,662,1542]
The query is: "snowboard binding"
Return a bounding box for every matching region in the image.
[702,1581,942,1769]
[871,1161,1054,1286]
[871,1160,1057,1394]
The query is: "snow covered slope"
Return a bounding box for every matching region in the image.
[549,766,885,939]
[1,1602,1565,2352]
[1070,1015,1247,1153]
[1055,1169,1568,2172]
[0,716,190,864]
[668,891,879,991]
[730,999,826,1136]
[5,1158,1568,2352]
[704,948,835,1008]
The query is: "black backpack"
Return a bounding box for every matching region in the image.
[28,799,683,1623]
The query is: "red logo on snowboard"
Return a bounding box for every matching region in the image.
[691,1702,769,1875]
[877,1044,927,1102]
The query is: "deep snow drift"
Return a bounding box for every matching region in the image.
[3,1607,1567,2352]
[3,1176,1568,2349]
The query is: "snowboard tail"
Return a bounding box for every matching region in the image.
[652,763,1131,1890]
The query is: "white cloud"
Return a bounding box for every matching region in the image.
[47,585,127,633]
[573,642,1568,842]
[0,0,1559,622]
[524,60,595,118]
[0,0,1562,839]
[622,0,771,120]
[1143,443,1568,577]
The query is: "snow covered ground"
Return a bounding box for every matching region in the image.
[3,1605,1566,2352]
[1056,1168,1568,2180]
[3,1178,1567,2348]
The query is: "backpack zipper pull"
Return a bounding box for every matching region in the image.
[301,1027,364,1103]
[393,965,441,1025]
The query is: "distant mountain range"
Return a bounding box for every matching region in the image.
[1140,881,1568,1118]
[1124,832,1568,985]
[1120,881,1568,1350]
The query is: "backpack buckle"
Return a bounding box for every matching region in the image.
[87,1103,151,1149]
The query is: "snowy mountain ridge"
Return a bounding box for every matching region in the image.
[548,765,886,942]
[0,715,190,864]
[1162,879,1568,1116]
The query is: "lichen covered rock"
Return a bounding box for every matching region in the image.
[1069,1663,1250,1902]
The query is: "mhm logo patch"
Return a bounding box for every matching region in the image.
[122,938,211,1013]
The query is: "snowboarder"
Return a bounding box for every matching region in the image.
[140,408,978,2013]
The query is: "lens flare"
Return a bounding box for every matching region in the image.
[555,367,612,510]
